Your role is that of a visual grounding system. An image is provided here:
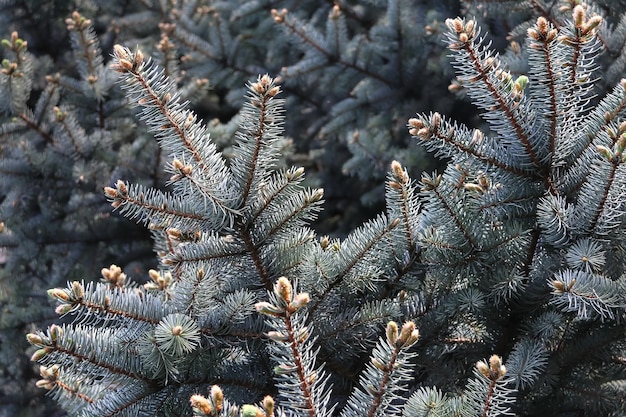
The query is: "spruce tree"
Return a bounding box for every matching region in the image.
[27,5,626,416]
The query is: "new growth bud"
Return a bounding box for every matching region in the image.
[47,288,69,302]
[397,321,420,348]
[476,354,507,381]
[241,404,265,417]
[274,276,293,303]
[262,395,275,417]
[391,160,408,184]
[271,8,288,24]
[210,385,224,413]
[290,292,310,311]
[386,321,399,345]
[255,301,284,316]
[190,394,213,416]
[26,333,44,346]
[35,365,60,391]
[445,18,477,50]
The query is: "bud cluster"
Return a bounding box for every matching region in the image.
[104,180,129,209]
[190,385,224,417]
[1,31,27,54]
[26,324,65,363]
[145,269,173,292]
[65,11,91,32]
[559,5,602,45]
[409,112,444,143]
[385,321,420,349]
[445,18,477,50]
[250,74,281,98]
[1,31,27,77]
[420,172,442,192]
[170,158,193,182]
[528,17,558,45]
[572,5,602,35]
[45,281,83,315]
[255,277,310,317]
[551,277,576,294]
[101,264,127,287]
[190,387,276,417]
[596,132,626,164]
[476,354,507,381]
[35,365,60,390]
[271,8,288,24]
[463,172,491,194]
[319,235,340,252]
[110,44,144,74]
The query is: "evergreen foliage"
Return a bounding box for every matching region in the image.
[2,2,463,413]
[109,0,461,225]
[26,4,626,416]
[0,8,161,414]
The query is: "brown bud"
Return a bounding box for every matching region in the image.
[274,277,293,302]
[272,8,286,23]
[465,20,475,35]
[445,18,463,34]
[26,333,44,346]
[135,49,144,67]
[55,304,72,315]
[391,160,404,180]
[464,183,484,193]
[552,280,565,293]
[35,379,55,390]
[116,180,127,195]
[408,117,424,129]
[573,5,585,28]
[386,321,399,345]
[547,28,558,42]
[31,348,50,362]
[431,112,441,130]
[476,360,490,378]
[255,301,284,316]
[417,127,430,139]
[104,186,117,198]
[172,159,184,170]
[584,15,602,33]
[210,385,224,412]
[290,292,310,310]
[388,181,402,190]
[397,321,418,347]
[49,324,63,342]
[268,86,281,97]
[310,188,324,202]
[189,394,213,415]
[253,82,264,93]
[510,41,521,54]
[262,395,275,417]
[371,357,387,371]
[47,288,69,302]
